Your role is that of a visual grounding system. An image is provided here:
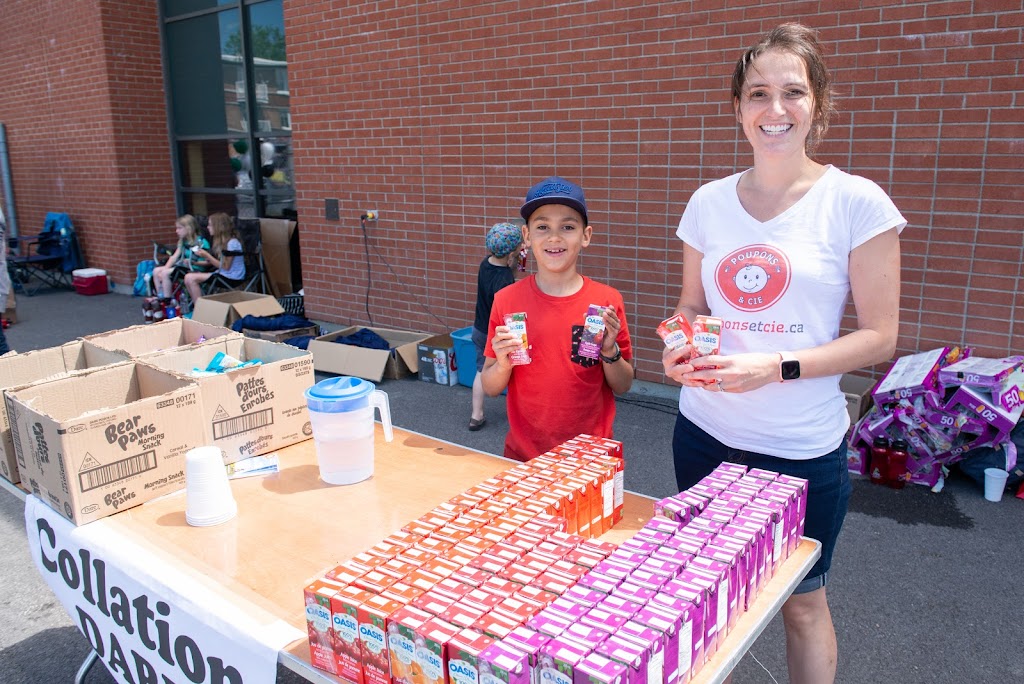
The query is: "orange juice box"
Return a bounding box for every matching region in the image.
[405,519,444,537]
[415,617,462,684]
[531,454,561,470]
[389,606,433,684]
[419,537,457,556]
[590,453,624,525]
[327,561,369,585]
[434,524,474,544]
[447,628,496,684]
[691,315,722,357]
[480,575,524,598]
[460,587,504,614]
[489,541,526,564]
[580,460,615,534]
[478,499,511,518]
[443,546,479,569]
[507,463,537,479]
[493,491,526,508]
[366,542,406,560]
[467,552,510,575]
[473,610,522,640]
[379,558,422,581]
[657,313,694,351]
[384,531,426,550]
[504,312,532,365]
[571,468,605,536]
[521,514,567,536]
[431,576,473,602]
[382,580,426,605]
[332,584,375,684]
[548,559,589,581]
[360,594,405,684]
[413,589,457,617]
[436,501,472,517]
[498,562,544,586]
[490,515,525,534]
[450,493,486,509]
[398,546,439,568]
[353,551,391,570]
[454,535,495,557]
[560,476,592,538]
[504,530,544,555]
[531,569,578,596]
[545,484,578,535]
[519,550,560,575]
[405,568,445,594]
[355,569,402,595]
[305,578,345,674]
[546,531,586,550]
[449,517,484,534]
[461,508,499,527]
[595,438,623,461]
[478,524,512,544]
[421,554,464,579]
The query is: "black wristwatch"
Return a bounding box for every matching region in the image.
[600,343,622,364]
[779,351,800,382]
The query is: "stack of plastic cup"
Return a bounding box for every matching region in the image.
[185,446,238,526]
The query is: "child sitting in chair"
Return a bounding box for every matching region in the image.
[184,212,245,303]
[152,214,211,298]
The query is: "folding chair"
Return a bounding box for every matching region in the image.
[203,218,272,296]
[6,212,81,296]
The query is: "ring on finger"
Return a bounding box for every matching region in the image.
[716,378,724,391]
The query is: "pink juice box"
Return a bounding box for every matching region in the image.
[741,502,784,581]
[562,584,607,609]
[581,606,629,634]
[528,610,576,639]
[614,581,657,605]
[564,622,611,650]
[595,636,647,684]
[575,571,621,595]
[575,653,628,684]
[645,596,700,683]
[674,572,721,659]
[650,547,694,572]
[628,609,681,684]
[598,594,643,621]
[640,556,685,579]
[608,549,648,570]
[643,516,680,536]
[663,535,704,556]
[548,596,591,622]
[610,625,664,684]
[540,637,593,684]
[616,537,660,557]
[690,555,738,635]
[653,496,692,527]
[625,568,670,594]
[480,641,531,684]
[754,490,795,562]
[503,626,551,684]
[591,560,634,583]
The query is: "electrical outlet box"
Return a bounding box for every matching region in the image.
[325,199,339,221]
[363,209,379,221]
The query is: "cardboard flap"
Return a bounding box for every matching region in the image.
[191,291,284,327]
[1,346,74,390]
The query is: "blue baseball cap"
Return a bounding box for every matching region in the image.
[520,176,589,226]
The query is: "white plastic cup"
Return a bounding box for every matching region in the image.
[983,467,1009,502]
[185,446,237,526]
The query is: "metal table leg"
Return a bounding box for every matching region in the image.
[74,650,98,684]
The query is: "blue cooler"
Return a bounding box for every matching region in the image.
[451,326,476,388]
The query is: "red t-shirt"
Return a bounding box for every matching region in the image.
[486,275,632,461]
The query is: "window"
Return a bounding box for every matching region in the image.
[164,0,291,220]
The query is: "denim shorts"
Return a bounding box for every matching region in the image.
[672,412,851,593]
[471,327,487,373]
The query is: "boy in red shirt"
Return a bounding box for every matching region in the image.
[482,177,634,461]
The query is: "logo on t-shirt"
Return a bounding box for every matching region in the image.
[715,244,791,312]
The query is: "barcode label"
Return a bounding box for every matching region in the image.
[213,408,274,440]
[79,450,158,491]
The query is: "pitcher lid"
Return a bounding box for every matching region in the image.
[305,376,375,402]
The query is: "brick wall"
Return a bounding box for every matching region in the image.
[285,0,1024,382]
[0,0,175,287]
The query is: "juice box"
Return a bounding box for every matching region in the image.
[527,610,575,639]
[574,653,627,684]
[479,640,532,684]
[539,637,593,684]
[389,606,433,684]
[515,584,559,609]
[691,315,722,357]
[493,596,544,624]
[502,626,551,684]
[360,594,405,684]
[646,596,700,683]
[441,602,485,630]
[474,610,523,641]
[413,590,457,617]
[656,313,693,352]
[594,636,645,684]
[504,312,532,365]
[332,584,375,684]
[625,612,678,684]
[532,569,578,596]
[415,617,462,684]
[598,595,643,621]
[574,571,620,596]
[611,626,665,684]
[560,585,606,610]
[579,304,608,360]
[580,606,627,635]
[304,578,344,675]
[447,628,496,684]
[658,581,709,667]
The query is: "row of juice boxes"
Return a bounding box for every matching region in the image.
[305,437,808,684]
[305,434,625,680]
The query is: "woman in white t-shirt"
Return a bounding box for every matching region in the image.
[184,212,246,303]
[663,24,905,684]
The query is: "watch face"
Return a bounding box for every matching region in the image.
[781,360,801,381]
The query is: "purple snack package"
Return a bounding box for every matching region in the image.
[480,641,531,684]
[574,652,628,684]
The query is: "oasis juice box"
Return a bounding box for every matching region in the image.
[360,594,405,684]
[333,584,375,684]
[389,606,433,684]
[305,578,344,675]
[480,640,532,684]
[447,628,496,684]
[415,617,461,684]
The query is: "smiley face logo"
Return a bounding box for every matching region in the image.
[716,244,791,312]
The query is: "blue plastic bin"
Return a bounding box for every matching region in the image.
[451,326,476,388]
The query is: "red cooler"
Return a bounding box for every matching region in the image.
[72,268,109,295]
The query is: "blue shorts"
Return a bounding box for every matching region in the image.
[672,412,851,593]
[471,327,487,373]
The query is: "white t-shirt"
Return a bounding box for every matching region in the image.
[218,238,246,280]
[676,165,907,459]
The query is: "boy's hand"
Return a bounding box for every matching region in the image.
[490,325,520,369]
[600,306,621,355]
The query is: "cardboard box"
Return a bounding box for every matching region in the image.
[4,362,205,525]
[83,318,239,359]
[309,326,428,381]
[840,374,876,424]
[0,342,129,485]
[260,218,297,297]
[141,337,314,462]
[417,334,458,386]
[242,324,319,343]
[191,291,285,328]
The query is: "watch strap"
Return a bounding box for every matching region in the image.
[600,343,622,364]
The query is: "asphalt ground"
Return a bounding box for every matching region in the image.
[1,287,1021,683]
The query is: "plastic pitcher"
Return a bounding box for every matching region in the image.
[304,376,393,485]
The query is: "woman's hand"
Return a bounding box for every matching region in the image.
[685,352,782,393]
[662,343,696,384]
